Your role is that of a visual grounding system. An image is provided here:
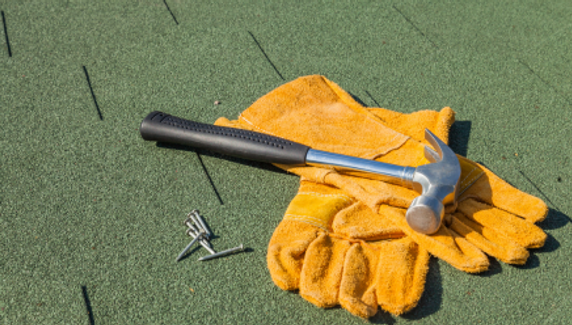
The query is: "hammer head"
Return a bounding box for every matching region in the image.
[406,130,461,235]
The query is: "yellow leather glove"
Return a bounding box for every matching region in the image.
[269,181,429,318]
[256,93,456,318]
[215,75,548,274]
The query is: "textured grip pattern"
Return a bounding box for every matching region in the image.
[161,115,294,150]
[140,111,310,165]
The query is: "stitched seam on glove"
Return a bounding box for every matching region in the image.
[297,191,354,201]
[328,233,401,252]
[284,214,331,231]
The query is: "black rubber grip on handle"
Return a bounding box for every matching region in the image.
[140,111,310,165]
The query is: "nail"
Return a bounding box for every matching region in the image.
[176,235,201,262]
[186,228,216,254]
[198,244,245,261]
[186,227,213,248]
[183,217,198,232]
[192,210,212,237]
[184,218,208,241]
[188,213,210,239]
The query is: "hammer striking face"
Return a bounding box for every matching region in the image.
[405,130,461,234]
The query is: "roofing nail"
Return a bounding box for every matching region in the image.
[188,212,209,239]
[198,244,245,261]
[186,228,215,254]
[192,210,212,238]
[176,235,201,262]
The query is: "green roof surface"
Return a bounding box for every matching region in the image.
[1,0,571,324]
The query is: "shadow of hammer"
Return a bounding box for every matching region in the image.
[140,111,461,234]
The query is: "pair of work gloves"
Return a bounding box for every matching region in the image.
[215,75,548,318]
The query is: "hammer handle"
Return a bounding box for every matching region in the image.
[140,111,310,165]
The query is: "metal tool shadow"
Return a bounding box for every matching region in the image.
[156,142,293,205]
[156,142,291,176]
[448,121,471,157]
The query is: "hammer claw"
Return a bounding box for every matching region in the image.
[424,146,440,163]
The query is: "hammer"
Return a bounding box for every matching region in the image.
[140,111,461,234]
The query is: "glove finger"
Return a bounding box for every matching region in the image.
[457,198,547,249]
[299,233,351,308]
[267,220,321,290]
[332,200,404,240]
[458,157,548,223]
[338,243,380,318]
[448,212,529,265]
[267,180,355,290]
[379,205,489,273]
[374,237,430,315]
